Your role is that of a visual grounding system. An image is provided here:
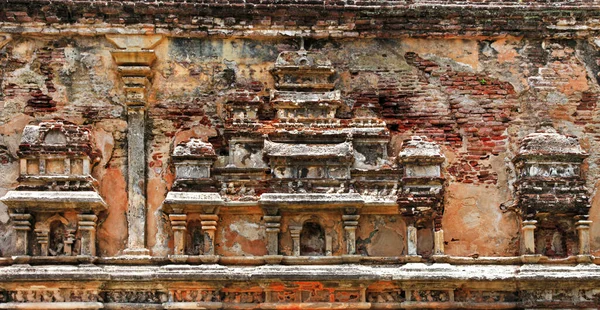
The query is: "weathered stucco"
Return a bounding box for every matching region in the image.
[2,1,600,308]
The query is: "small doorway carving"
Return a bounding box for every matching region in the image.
[186,220,204,255]
[300,222,325,256]
[48,220,66,256]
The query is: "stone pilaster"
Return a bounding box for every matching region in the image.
[434,229,445,255]
[64,229,75,256]
[124,105,149,256]
[200,214,218,255]
[264,215,281,256]
[342,214,360,255]
[10,213,32,256]
[169,211,187,256]
[407,224,418,256]
[34,229,49,256]
[78,214,98,256]
[290,226,302,256]
[576,219,592,255]
[107,34,163,256]
[522,220,537,255]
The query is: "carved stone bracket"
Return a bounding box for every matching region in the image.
[106,34,163,107]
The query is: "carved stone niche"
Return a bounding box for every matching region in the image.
[513,127,591,259]
[270,47,335,91]
[164,139,222,261]
[264,140,353,181]
[225,90,263,127]
[397,136,446,257]
[260,194,364,259]
[171,138,218,192]
[270,46,342,129]
[1,120,107,257]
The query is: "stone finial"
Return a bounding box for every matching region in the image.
[398,136,445,164]
[18,120,95,157]
[271,48,335,91]
[173,138,217,159]
[516,127,587,160]
[171,139,217,181]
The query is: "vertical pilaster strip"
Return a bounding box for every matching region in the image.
[78,214,98,256]
[34,229,49,256]
[200,214,218,255]
[342,214,359,255]
[433,229,445,255]
[407,224,418,256]
[264,215,281,256]
[125,105,148,255]
[10,213,32,256]
[576,220,592,255]
[290,226,302,256]
[107,35,163,256]
[522,220,537,255]
[169,212,187,256]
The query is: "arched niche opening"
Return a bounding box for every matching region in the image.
[186,220,204,255]
[48,220,66,256]
[300,222,325,256]
[535,220,575,258]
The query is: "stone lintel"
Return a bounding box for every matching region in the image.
[259,193,364,209]
[106,35,164,51]
[163,192,224,214]
[1,191,107,212]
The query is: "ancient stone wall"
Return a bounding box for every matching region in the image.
[1,1,600,309]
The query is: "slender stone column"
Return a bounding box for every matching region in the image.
[64,230,75,256]
[78,214,98,256]
[264,215,282,255]
[10,213,32,256]
[169,211,187,256]
[576,220,592,255]
[407,224,418,256]
[107,34,163,256]
[34,229,49,256]
[123,106,149,256]
[200,214,218,255]
[522,220,537,255]
[343,214,360,255]
[434,229,445,255]
[290,226,302,256]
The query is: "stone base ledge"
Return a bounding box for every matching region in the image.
[0,302,103,309]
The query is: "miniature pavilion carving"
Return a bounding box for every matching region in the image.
[1,1,600,308]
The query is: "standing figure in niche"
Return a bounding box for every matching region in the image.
[48,221,66,256]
